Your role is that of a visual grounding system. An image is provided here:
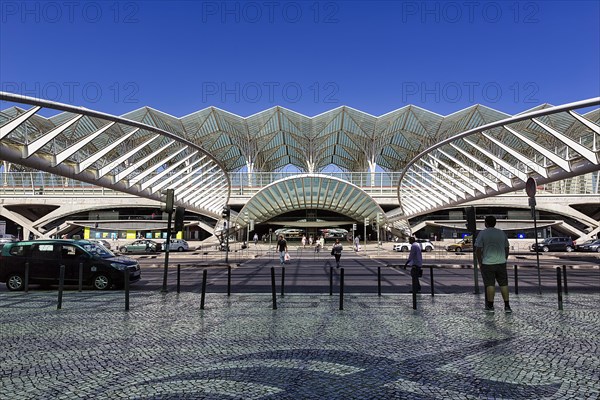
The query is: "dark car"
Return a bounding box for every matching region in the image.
[0,239,141,291]
[576,239,600,252]
[119,239,161,253]
[530,237,575,252]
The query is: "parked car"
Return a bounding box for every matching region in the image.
[393,239,434,252]
[162,239,189,252]
[446,237,474,252]
[0,239,141,291]
[89,239,111,250]
[119,239,161,253]
[530,237,575,252]
[575,239,600,252]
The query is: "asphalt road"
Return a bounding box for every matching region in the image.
[129,248,599,295]
[2,246,597,294]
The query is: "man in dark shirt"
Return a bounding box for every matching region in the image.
[277,235,288,265]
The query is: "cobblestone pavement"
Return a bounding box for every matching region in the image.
[1,291,599,399]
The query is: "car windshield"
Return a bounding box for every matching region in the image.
[79,242,115,258]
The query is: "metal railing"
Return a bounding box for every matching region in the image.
[0,170,597,197]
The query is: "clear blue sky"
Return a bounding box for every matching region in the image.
[1,1,599,117]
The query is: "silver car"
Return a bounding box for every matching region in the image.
[162,239,189,252]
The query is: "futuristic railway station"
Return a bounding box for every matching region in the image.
[0,91,599,244]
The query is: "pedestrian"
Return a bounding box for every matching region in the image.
[331,238,343,268]
[253,233,259,245]
[301,235,307,248]
[277,235,288,265]
[354,235,360,252]
[309,235,313,246]
[315,236,321,253]
[405,237,423,293]
[475,215,511,313]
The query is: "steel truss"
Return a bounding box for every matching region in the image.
[0,92,230,218]
[398,98,600,218]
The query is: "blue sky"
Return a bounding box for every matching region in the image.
[1,1,599,117]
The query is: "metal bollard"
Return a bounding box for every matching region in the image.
[124,268,130,311]
[556,267,563,310]
[78,262,83,292]
[412,273,418,310]
[377,266,381,296]
[513,265,519,295]
[227,265,231,296]
[200,270,207,310]
[57,265,65,310]
[24,262,29,293]
[339,268,344,310]
[562,265,568,295]
[281,266,285,297]
[329,266,333,296]
[429,265,435,296]
[271,267,277,310]
[176,264,181,294]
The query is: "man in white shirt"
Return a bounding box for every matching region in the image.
[475,215,511,313]
[405,237,423,293]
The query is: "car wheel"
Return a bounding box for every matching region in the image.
[597,248,600,253]
[402,246,409,252]
[542,246,549,252]
[424,246,431,252]
[120,247,127,253]
[455,247,462,253]
[6,273,24,291]
[93,274,112,290]
[177,247,184,252]
[566,246,573,252]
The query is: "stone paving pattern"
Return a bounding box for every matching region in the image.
[1,291,599,399]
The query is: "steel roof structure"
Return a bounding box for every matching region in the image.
[1,91,598,228]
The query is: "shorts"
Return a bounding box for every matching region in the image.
[481,263,508,287]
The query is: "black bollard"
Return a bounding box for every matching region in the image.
[57,265,65,310]
[412,273,418,310]
[78,262,83,292]
[429,265,435,296]
[377,266,381,296]
[176,264,181,294]
[281,266,285,297]
[24,262,29,293]
[227,265,231,296]
[124,268,130,311]
[200,269,207,310]
[513,265,519,295]
[339,268,344,310]
[329,266,333,296]
[556,267,563,310]
[271,267,277,310]
[562,265,568,295]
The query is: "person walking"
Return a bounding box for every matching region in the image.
[332,238,343,268]
[277,235,288,265]
[405,237,423,293]
[315,236,322,253]
[253,233,259,246]
[354,235,360,252]
[301,235,307,248]
[475,215,511,313]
